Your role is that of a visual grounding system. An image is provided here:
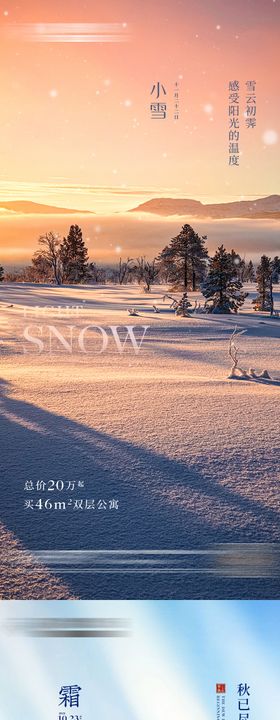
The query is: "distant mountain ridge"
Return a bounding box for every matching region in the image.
[0,201,94,215]
[129,195,280,219]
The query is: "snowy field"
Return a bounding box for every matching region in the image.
[0,282,279,599]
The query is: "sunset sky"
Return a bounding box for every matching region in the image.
[0,0,279,263]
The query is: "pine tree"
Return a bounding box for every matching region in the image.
[0,265,4,282]
[244,259,255,282]
[272,256,280,284]
[230,250,241,280]
[202,245,247,313]
[157,224,208,291]
[252,255,274,314]
[175,292,192,316]
[60,225,89,283]
[230,251,247,283]
[156,245,178,284]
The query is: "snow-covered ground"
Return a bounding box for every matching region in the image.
[0,283,279,599]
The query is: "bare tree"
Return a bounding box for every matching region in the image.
[228,326,271,380]
[118,257,134,285]
[134,257,158,291]
[228,327,248,378]
[162,294,180,309]
[35,232,62,285]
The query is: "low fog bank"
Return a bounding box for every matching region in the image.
[0,212,279,267]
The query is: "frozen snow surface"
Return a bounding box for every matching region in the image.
[0,283,279,599]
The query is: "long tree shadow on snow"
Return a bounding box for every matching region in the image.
[0,378,279,597]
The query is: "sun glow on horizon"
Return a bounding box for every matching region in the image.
[0,0,279,261]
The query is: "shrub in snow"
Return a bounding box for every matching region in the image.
[228,328,271,380]
[127,308,139,316]
[228,328,248,379]
[175,292,192,317]
[258,369,271,379]
[162,294,179,309]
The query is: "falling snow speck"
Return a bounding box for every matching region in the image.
[262,129,278,145]
[203,104,213,114]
